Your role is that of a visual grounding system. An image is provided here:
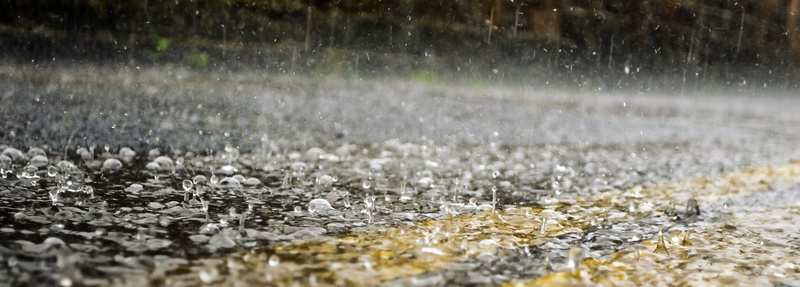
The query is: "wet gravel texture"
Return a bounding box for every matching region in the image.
[1,62,799,286]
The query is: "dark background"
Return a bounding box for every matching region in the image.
[2,0,800,88]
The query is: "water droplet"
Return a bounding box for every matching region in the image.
[492,170,500,179]
[47,166,58,177]
[198,266,219,283]
[540,218,547,235]
[653,228,669,255]
[82,186,94,197]
[491,186,498,211]
[49,189,59,205]
[362,180,372,189]
[294,206,302,213]
[268,254,280,267]
[343,191,351,208]
[308,198,333,214]
[684,198,700,218]
[682,230,693,246]
[192,175,207,185]
[182,180,194,191]
[210,174,219,185]
[567,247,583,277]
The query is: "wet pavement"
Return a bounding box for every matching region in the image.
[1,62,800,286]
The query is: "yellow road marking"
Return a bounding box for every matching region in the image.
[154,162,800,286]
[507,202,800,286]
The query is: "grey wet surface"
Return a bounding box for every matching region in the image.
[1,62,800,286]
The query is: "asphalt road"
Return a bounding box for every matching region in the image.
[1,62,800,286]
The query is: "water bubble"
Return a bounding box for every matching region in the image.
[102,158,123,171]
[28,155,49,168]
[125,184,144,193]
[76,147,92,160]
[2,147,27,163]
[492,170,500,179]
[56,161,76,173]
[119,147,136,161]
[47,166,58,177]
[217,165,236,175]
[190,175,206,185]
[153,156,174,170]
[21,165,39,179]
[290,161,307,171]
[27,147,46,157]
[242,177,261,186]
[362,180,372,190]
[294,206,303,213]
[317,175,334,189]
[182,180,194,191]
[308,198,333,214]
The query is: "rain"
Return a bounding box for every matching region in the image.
[2,1,800,286]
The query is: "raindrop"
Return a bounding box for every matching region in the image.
[210,174,219,185]
[47,166,58,177]
[681,230,693,246]
[567,247,583,277]
[198,267,219,284]
[491,186,498,212]
[653,228,669,255]
[268,254,280,267]
[82,186,94,197]
[182,180,194,192]
[343,191,351,209]
[238,211,248,235]
[49,189,59,206]
[540,217,547,235]
[201,198,210,224]
[684,198,700,218]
